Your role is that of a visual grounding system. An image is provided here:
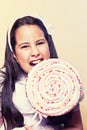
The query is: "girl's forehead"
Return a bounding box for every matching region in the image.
[15,25,46,44]
[16,24,41,31]
[15,24,44,36]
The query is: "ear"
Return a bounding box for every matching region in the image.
[13,53,18,62]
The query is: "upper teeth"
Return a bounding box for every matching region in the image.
[32,60,41,64]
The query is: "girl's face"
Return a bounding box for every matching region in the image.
[14,25,50,73]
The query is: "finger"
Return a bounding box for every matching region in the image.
[24,125,33,130]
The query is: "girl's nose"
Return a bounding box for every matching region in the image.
[30,46,40,57]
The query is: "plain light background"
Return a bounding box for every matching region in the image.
[0,0,87,129]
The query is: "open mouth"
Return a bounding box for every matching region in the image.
[30,59,43,66]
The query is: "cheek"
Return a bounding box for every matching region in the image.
[15,52,29,63]
[42,45,50,58]
[15,53,30,73]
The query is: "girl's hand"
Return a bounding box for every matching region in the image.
[0,118,3,128]
[24,125,33,130]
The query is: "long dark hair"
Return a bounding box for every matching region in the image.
[1,16,58,129]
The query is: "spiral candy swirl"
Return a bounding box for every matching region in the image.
[26,58,83,116]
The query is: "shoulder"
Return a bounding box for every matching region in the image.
[0,68,5,120]
[0,68,6,81]
[0,68,6,91]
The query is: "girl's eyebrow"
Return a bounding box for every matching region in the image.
[18,42,30,46]
[36,39,46,42]
[17,39,46,46]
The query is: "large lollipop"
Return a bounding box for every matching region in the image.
[26,58,83,117]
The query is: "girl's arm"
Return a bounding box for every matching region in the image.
[63,109,83,130]
[0,85,3,128]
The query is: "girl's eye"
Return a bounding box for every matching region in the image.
[21,45,30,49]
[36,42,45,45]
